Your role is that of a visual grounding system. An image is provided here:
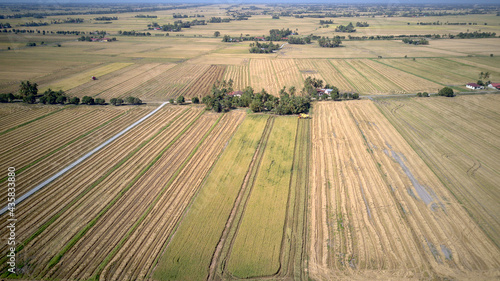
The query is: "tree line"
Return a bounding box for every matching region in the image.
[402,38,429,45]
[0,81,142,106]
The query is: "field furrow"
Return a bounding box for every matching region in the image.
[333,60,379,94]
[309,100,500,280]
[223,63,249,91]
[295,59,325,82]
[66,63,160,98]
[0,104,63,132]
[272,59,303,91]
[183,65,227,99]
[102,110,245,281]
[349,59,403,94]
[0,106,191,275]
[313,59,355,93]
[153,114,269,281]
[249,59,279,96]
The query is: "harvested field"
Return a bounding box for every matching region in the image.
[348,59,403,94]
[332,60,379,94]
[40,63,132,92]
[66,63,162,98]
[101,110,245,281]
[309,100,500,280]
[0,104,64,133]
[272,59,303,91]
[295,59,325,82]
[183,65,226,99]
[312,59,355,93]
[0,106,191,277]
[376,94,500,251]
[226,116,297,278]
[249,59,279,96]
[96,64,176,100]
[363,59,442,93]
[128,64,209,101]
[154,115,269,281]
[223,63,250,91]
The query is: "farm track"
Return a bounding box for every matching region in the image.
[42,108,212,280]
[0,104,63,132]
[183,65,226,98]
[376,95,500,250]
[104,110,245,281]
[0,106,188,275]
[0,107,147,200]
[214,116,275,280]
[309,100,500,280]
[66,63,158,98]
[131,64,208,101]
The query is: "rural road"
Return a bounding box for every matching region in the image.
[0,102,168,215]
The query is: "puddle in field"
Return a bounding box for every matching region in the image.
[425,238,443,264]
[359,182,372,219]
[385,143,445,211]
[441,244,452,260]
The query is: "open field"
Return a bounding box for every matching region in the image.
[376,94,500,251]
[309,100,500,280]
[249,58,279,96]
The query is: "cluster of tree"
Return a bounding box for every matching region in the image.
[56,30,84,35]
[160,19,206,32]
[209,17,231,23]
[135,14,157,18]
[25,42,37,47]
[288,36,311,44]
[109,96,142,106]
[249,41,280,53]
[437,87,455,97]
[319,20,334,25]
[416,92,430,97]
[94,16,118,21]
[51,18,84,24]
[356,22,369,27]
[0,23,11,28]
[402,38,429,45]
[335,22,356,33]
[454,31,496,39]
[118,31,150,36]
[173,14,189,18]
[318,36,342,48]
[202,81,310,115]
[168,95,186,105]
[477,71,491,86]
[38,89,68,104]
[269,28,295,41]
[20,21,49,26]
[78,35,117,41]
[272,15,280,19]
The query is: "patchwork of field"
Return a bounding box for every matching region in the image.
[0,104,246,280]
[154,114,309,281]
[376,94,500,251]
[309,100,500,280]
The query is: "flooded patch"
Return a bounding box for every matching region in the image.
[360,183,372,219]
[392,150,433,205]
[441,245,452,260]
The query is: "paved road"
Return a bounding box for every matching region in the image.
[0,102,167,215]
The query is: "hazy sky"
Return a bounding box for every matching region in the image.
[0,0,497,4]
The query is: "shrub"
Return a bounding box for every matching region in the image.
[438,87,454,97]
[192,96,199,104]
[81,96,95,105]
[69,97,80,105]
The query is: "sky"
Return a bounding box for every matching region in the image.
[0,0,497,4]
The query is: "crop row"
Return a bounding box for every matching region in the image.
[272,59,303,91]
[224,63,249,91]
[184,65,226,98]
[249,59,279,96]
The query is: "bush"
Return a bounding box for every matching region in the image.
[169,98,174,104]
[126,96,142,105]
[422,92,429,97]
[417,92,423,97]
[110,98,123,106]
[176,95,185,105]
[0,94,9,103]
[438,87,454,97]
[23,94,36,104]
[191,96,199,104]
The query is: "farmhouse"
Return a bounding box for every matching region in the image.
[488,83,500,90]
[228,90,243,97]
[466,83,484,90]
[255,36,266,41]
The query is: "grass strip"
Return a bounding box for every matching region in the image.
[91,112,222,281]
[0,108,191,276]
[0,105,72,136]
[42,108,202,273]
[0,109,132,184]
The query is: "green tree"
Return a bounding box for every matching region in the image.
[81,96,95,105]
[176,95,185,104]
[19,81,38,97]
[95,98,105,105]
[169,98,174,104]
[214,31,220,37]
[110,98,123,106]
[191,96,199,104]
[250,99,263,112]
[0,94,8,103]
[352,93,359,99]
[422,92,429,97]
[23,94,36,104]
[438,87,454,97]
[69,97,80,105]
